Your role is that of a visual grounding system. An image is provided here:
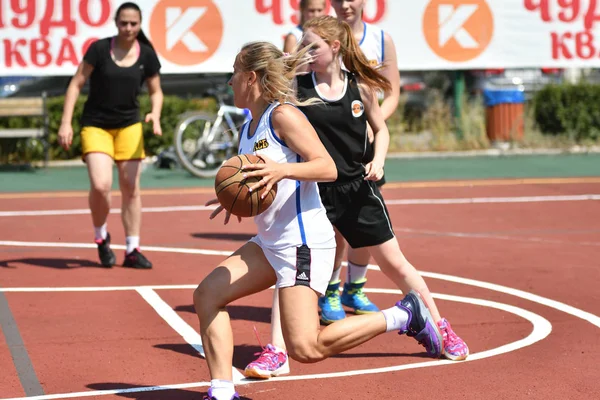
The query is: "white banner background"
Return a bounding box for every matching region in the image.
[0,0,599,76]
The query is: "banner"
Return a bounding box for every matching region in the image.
[1,0,600,76]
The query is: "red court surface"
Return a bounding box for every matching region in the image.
[1,178,599,400]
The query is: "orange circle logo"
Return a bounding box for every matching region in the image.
[149,0,223,66]
[423,0,493,62]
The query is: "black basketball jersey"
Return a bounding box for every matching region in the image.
[297,71,368,184]
[81,37,161,129]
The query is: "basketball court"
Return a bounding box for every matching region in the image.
[1,173,599,399]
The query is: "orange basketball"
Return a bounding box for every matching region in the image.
[214,154,278,217]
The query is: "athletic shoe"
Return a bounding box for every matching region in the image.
[203,388,240,400]
[341,279,380,314]
[95,232,116,268]
[318,281,346,324]
[122,248,152,269]
[243,343,290,379]
[438,318,469,361]
[396,290,443,358]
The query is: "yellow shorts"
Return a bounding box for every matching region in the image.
[81,122,145,161]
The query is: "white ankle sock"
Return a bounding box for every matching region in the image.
[94,223,107,241]
[210,379,235,400]
[125,236,139,254]
[382,305,409,332]
[329,266,342,284]
[347,261,368,283]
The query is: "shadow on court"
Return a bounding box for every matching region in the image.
[153,342,262,372]
[174,304,272,324]
[190,232,255,241]
[86,383,252,399]
[0,257,103,269]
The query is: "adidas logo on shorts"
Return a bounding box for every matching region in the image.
[297,272,309,281]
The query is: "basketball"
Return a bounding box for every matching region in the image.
[214,154,278,217]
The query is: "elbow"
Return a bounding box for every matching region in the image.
[324,158,337,182]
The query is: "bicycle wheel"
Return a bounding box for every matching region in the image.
[173,112,237,179]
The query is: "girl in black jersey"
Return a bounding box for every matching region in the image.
[57,2,162,269]
[244,15,469,379]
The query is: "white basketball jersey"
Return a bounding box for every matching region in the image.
[359,22,385,68]
[289,25,303,44]
[238,102,335,249]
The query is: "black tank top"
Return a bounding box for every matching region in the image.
[297,72,368,184]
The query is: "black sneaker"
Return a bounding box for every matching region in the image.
[123,248,152,269]
[95,233,116,268]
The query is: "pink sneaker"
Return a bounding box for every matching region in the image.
[243,344,290,379]
[438,318,469,361]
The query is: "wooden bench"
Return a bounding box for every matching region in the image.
[0,92,50,166]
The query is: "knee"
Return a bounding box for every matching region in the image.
[287,341,324,364]
[193,279,226,316]
[120,179,140,199]
[90,180,111,197]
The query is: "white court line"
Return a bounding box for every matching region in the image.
[386,194,600,205]
[0,293,553,400]
[0,241,231,257]
[0,194,599,217]
[0,205,216,217]
[393,227,600,247]
[136,288,245,382]
[1,240,598,330]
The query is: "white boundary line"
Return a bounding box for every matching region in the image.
[0,194,599,217]
[0,241,600,328]
[1,241,598,329]
[0,293,552,400]
[0,241,598,399]
[135,288,246,382]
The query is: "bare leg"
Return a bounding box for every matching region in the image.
[367,238,442,322]
[279,285,387,362]
[116,160,143,237]
[347,246,371,267]
[85,153,114,228]
[270,288,286,350]
[193,242,277,380]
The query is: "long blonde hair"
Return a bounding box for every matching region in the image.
[303,15,391,93]
[237,41,320,106]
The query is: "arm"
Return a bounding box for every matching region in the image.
[243,105,337,196]
[378,32,400,121]
[61,62,93,125]
[274,105,337,182]
[57,62,93,150]
[360,82,389,180]
[283,33,298,53]
[145,74,164,135]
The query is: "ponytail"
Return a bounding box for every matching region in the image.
[136,29,155,51]
[340,22,390,93]
[304,16,391,94]
[238,41,322,107]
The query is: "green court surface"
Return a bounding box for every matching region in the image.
[1,153,599,192]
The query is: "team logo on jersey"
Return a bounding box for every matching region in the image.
[369,59,378,67]
[351,100,365,118]
[253,139,269,151]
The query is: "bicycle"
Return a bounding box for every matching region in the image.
[173,84,251,178]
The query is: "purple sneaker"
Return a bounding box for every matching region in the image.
[396,290,444,358]
[203,387,240,400]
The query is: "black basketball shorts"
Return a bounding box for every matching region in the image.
[318,178,395,248]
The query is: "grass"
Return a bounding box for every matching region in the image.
[387,91,600,152]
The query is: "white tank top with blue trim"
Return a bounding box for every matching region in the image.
[289,25,303,44]
[359,22,385,68]
[238,102,335,250]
